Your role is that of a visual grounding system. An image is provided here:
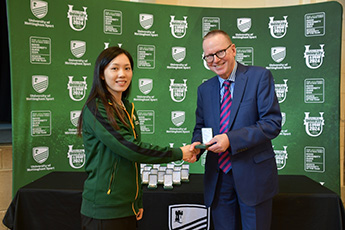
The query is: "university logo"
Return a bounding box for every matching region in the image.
[70,110,81,127]
[67,5,88,31]
[139,78,153,95]
[202,53,210,70]
[139,14,153,30]
[32,147,49,164]
[268,16,288,38]
[274,79,288,103]
[304,112,325,137]
[171,111,185,127]
[32,75,48,93]
[67,145,85,169]
[70,40,86,58]
[237,18,251,33]
[274,146,288,170]
[30,0,48,19]
[67,76,87,101]
[172,47,186,63]
[169,79,188,102]
[281,112,286,126]
[169,16,188,39]
[271,47,286,63]
[168,204,210,230]
[304,44,325,69]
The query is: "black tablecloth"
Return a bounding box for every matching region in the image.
[3,172,345,230]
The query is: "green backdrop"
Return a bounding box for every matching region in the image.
[6,0,342,194]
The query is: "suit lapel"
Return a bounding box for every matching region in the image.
[210,77,221,134]
[229,63,248,129]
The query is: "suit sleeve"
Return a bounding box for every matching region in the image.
[227,68,282,155]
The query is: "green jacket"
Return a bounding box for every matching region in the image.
[80,98,182,219]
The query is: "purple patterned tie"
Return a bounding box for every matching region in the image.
[219,81,232,173]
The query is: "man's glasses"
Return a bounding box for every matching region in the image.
[203,44,233,63]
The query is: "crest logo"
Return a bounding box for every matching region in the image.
[169,79,187,102]
[304,44,325,69]
[67,145,85,169]
[169,16,188,39]
[70,111,81,127]
[169,204,210,230]
[139,78,153,95]
[67,5,88,31]
[67,76,87,101]
[274,146,288,170]
[275,79,288,103]
[271,47,286,63]
[237,18,251,33]
[140,14,153,30]
[172,47,186,63]
[32,75,48,93]
[268,16,288,38]
[33,147,49,164]
[171,111,185,127]
[202,53,210,70]
[304,112,325,137]
[281,112,286,126]
[70,40,86,58]
[31,0,48,19]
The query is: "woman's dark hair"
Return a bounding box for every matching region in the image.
[77,46,134,136]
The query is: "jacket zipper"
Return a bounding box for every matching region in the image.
[107,161,117,195]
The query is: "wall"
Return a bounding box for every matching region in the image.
[0,144,12,230]
[0,0,344,229]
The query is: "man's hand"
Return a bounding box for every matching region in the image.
[205,134,230,153]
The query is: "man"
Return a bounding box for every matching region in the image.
[190,30,281,230]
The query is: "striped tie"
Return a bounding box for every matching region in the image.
[219,81,232,173]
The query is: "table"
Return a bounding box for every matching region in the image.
[3,172,345,230]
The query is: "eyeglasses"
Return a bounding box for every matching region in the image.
[203,44,233,63]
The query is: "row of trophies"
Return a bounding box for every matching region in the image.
[140,163,190,190]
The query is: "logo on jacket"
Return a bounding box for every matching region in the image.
[31,0,48,19]
[168,204,210,230]
[304,44,325,69]
[170,16,188,39]
[67,145,85,169]
[268,16,288,38]
[67,5,88,31]
[169,79,187,102]
[33,147,49,164]
[67,76,87,101]
[304,112,325,137]
[274,146,288,170]
[274,79,288,103]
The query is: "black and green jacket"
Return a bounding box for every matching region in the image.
[80,98,182,219]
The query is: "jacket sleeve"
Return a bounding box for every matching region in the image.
[227,68,282,155]
[82,99,182,163]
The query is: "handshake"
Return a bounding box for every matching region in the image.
[180,142,202,163]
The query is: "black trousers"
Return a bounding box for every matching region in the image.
[81,214,137,230]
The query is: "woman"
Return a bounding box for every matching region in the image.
[77,46,195,230]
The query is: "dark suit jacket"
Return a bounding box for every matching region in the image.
[192,62,282,207]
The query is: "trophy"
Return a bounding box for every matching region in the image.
[195,127,213,149]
